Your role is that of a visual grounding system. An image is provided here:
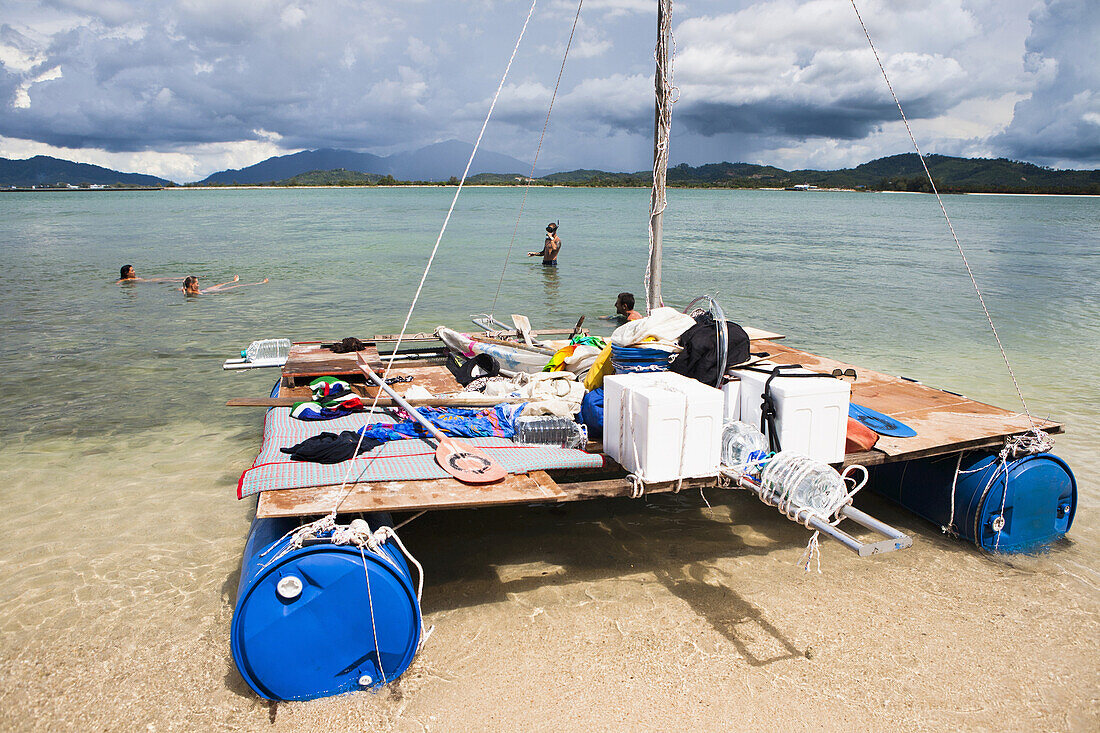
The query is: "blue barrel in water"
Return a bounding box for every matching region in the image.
[231,514,422,700]
[868,452,1076,552]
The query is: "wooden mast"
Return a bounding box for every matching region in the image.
[647,0,673,312]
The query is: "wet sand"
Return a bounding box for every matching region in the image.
[0,426,1096,732]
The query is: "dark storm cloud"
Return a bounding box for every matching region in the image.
[995,0,1100,165]
[677,99,896,140]
[1,1,1096,175]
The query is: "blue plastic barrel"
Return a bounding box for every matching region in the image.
[231,514,422,700]
[868,451,1076,552]
[610,345,671,374]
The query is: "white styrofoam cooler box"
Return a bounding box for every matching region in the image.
[732,362,850,464]
[604,372,724,482]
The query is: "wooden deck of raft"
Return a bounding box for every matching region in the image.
[248,332,1062,519]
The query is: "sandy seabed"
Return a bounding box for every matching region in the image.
[0,425,1096,733]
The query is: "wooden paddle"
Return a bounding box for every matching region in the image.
[570,315,585,339]
[357,353,507,484]
[511,314,534,346]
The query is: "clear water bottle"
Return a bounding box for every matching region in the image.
[514,416,587,449]
[759,451,846,516]
[721,420,768,477]
[242,338,291,362]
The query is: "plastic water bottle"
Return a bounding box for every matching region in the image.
[721,420,768,477]
[759,451,846,516]
[242,338,291,362]
[514,416,587,449]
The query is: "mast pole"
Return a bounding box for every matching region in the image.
[647,0,673,312]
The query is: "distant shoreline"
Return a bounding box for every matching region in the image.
[5,183,1097,197]
[154,184,1098,197]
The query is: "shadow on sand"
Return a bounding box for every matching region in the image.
[218,487,925,697]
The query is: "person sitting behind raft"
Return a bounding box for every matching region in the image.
[527,222,561,266]
[182,275,268,294]
[601,292,643,322]
[117,264,185,283]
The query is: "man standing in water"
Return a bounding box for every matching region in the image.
[528,222,561,266]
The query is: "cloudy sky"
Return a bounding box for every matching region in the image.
[1,0,1096,182]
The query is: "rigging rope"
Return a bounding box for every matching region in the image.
[320,0,540,518]
[489,0,586,319]
[848,0,1039,431]
[644,0,676,314]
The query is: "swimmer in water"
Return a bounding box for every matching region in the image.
[600,292,643,322]
[116,264,186,283]
[181,275,269,294]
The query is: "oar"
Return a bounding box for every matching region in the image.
[356,353,507,484]
[511,314,535,347]
[570,315,585,339]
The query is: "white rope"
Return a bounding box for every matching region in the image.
[489,0,585,318]
[359,543,387,684]
[980,431,1055,550]
[644,0,677,313]
[754,454,868,573]
[319,0,540,519]
[619,379,693,497]
[942,451,964,537]
[849,0,1039,433]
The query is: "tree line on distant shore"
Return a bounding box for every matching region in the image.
[194,155,1100,195]
[5,153,1098,194]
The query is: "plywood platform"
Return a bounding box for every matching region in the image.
[755,340,1062,466]
[242,331,1063,519]
[255,468,717,518]
[280,343,383,387]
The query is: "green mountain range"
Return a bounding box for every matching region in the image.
[0,155,170,188]
[3,152,1097,194]
[530,155,1099,194]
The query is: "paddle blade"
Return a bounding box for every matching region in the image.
[436,438,507,484]
[511,314,534,346]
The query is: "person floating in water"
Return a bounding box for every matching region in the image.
[600,292,643,322]
[116,264,186,283]
[182,275,268,294]
[527,222,561,266]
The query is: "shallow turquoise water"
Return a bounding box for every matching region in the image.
[0,187,1096,729]
[1,186,1096,460]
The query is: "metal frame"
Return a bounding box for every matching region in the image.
[729,472,913,556]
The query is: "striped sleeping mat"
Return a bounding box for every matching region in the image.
[237,407,604,498]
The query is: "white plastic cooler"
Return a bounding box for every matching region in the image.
[731,362,850,464]
[603,372,724,482]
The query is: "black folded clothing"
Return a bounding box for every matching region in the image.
[321,337,368,353]
[280,430,383,464]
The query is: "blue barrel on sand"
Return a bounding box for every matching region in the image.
[231,514,422,700]
[868,452,1076,552]
[610,344,672,374]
